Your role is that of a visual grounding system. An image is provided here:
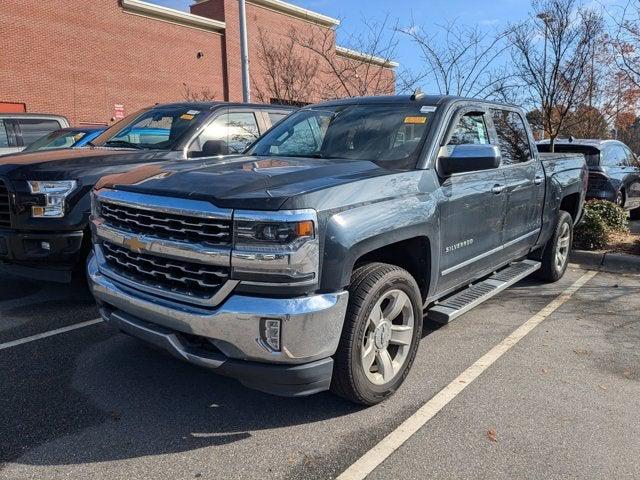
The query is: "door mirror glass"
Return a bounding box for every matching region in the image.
[438,144,501,175]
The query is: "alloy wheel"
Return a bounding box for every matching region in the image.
[361,289,415,385]
[555,222,571,271]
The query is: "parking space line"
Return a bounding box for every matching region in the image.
[337,270,598,480]
[0,318,103,351]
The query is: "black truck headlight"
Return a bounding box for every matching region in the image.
[232,210,319,285]
[27,180,77,218]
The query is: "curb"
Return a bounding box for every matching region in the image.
[570,250,640,273]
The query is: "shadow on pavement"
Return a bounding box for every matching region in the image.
[1,330,365,466]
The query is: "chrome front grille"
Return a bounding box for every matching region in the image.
[102,241,230,300]
[99,201,232,246]
[0,180,11,228]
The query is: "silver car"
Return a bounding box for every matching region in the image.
[0,113,70,156]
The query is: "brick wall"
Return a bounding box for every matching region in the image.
[0,0,395,125]
[0,0,225,124]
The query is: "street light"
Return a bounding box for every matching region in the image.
[537,12,554,141]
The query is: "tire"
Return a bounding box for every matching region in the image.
[330,262,423,405]
[536,211,573,282]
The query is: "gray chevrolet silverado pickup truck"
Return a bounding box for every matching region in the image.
[87,94,587,405]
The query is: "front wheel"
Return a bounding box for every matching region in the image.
[536,211,573,282]
[331,263,423,405]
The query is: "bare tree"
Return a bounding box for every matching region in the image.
[290,15,398,99]
[182,83,217,102]
[612,0,640,88]
[397,18,515,99]
[509,0,603,151]
[251,28,320,105]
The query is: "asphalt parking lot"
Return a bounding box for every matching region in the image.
[1,265,639,479]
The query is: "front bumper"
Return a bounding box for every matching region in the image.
[0,227,84,282]
[88,253,349,396]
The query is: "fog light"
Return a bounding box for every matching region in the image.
[40,241,51,251]
[260,318,281,351]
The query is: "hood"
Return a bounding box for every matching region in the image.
[98,155,394,210]
[0,147,177,180]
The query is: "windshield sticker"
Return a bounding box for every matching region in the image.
[187,110,200,115]
[404,116,428,124]
[420,106,437,113]
[180,114,195,121]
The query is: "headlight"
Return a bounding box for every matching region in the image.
[232,210,319,285]
[27,180,77,218]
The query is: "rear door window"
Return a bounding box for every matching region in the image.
[0,121,9,148]
[603,145,627,167]
[16,118,63,146]
[491,109,532,165]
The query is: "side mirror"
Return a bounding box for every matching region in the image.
[438,144,501,176]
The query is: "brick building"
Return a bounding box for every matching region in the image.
[0,0,397,124]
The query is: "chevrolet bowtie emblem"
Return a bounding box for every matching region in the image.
[123,236,147,252]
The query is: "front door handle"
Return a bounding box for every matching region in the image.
[534,175,543,185]
[491,184,506,194]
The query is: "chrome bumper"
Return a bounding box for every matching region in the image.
[88,253,349,365]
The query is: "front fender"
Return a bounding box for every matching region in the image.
[320,193,440,293]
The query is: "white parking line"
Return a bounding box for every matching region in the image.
[0,318,103,351]
[337,270,598,480]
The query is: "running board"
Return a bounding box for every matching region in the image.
[427,259,541,324]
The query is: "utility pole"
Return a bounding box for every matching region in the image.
[238,0,251,103]
[537,12,554,142]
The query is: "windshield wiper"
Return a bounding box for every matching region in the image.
[104,140,144,150]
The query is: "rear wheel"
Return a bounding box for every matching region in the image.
[331,263,423,405]
[536,211,573,282]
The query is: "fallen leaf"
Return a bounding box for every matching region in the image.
[487,429,498,442]
[573,348,589,355]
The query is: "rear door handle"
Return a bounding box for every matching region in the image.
[534,175,543,185]
[491,184,506,194]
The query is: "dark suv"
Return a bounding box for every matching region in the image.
[0,102,294,281]
[538,139,640,218]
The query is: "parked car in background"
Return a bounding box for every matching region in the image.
[88,94,587,404]
[0,102,295,282]
[538,138,640,219]
[22,126,106,152]
[0,113,70,155]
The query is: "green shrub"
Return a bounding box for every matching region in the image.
[573,200,629,250]
[584,200,629,233]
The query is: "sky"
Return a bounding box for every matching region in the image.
[154,0,532,74]
[153,0,624,92]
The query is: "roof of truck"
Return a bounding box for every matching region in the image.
[148,101,296,111]
[311,94,522,111]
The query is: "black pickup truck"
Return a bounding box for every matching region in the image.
[87,94,587,405]
[0,102,294,281]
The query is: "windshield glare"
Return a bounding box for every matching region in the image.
[247,105,433,166]
[93,107,202,150]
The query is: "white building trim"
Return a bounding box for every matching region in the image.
[335,46,399,68]
[122,0,226,31]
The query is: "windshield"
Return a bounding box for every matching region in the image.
[92,107,203,150]
[247,104,433,167]
[23,130,89,152]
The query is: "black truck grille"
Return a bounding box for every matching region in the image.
[0,180,11,228]
[102,241,229,299]
[99,201,232,246]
